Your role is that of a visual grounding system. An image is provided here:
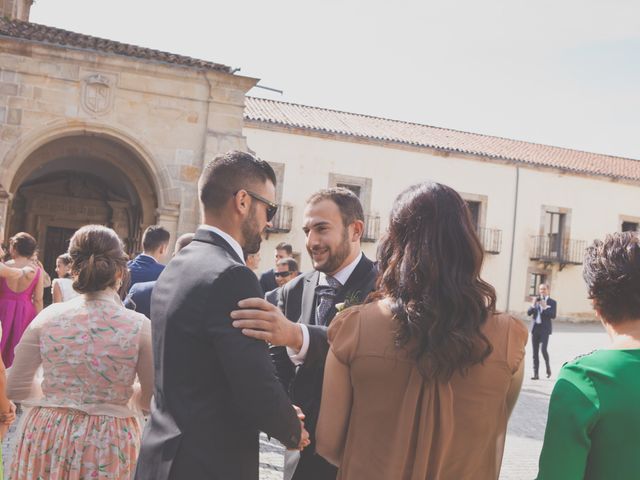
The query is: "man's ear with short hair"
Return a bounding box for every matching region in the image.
[350,220,365,242]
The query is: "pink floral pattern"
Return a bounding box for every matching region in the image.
[8,292,146,479]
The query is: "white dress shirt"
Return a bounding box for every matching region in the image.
[198,224,245,265]
[288,252,363,365]
[535,296,550,324]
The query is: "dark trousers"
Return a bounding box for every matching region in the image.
[531,328,550,374]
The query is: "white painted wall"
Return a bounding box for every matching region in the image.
[245,126,640,318]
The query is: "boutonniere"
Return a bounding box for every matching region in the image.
[335,291,362,312]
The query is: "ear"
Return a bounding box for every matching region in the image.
[350,220,364,242]
[233,189,251,216]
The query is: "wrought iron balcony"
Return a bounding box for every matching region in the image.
[266,204,293,234]
[477,227,502,254]
[362,214,380,243]
[530,235,587,270]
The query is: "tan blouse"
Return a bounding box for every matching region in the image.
[316,300,527,480]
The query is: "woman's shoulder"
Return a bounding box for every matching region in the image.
[484,312,528,344]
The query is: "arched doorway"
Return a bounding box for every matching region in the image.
[4,134,159,300]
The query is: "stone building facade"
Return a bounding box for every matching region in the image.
[2,3,639,317]
[0,1,255,270]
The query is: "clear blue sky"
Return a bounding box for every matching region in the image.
[31,0,640,159]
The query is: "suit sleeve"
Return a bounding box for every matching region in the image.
[204,265,300,448]
[304,325,330,370]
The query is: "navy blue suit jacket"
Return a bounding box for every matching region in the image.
[259,269,277,293]
[527,297,557,336]
[128,254,165,288]
[125,280,155,319]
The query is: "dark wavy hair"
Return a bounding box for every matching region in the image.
[583,231,640,324]
[68,225,129,294]
[371,182,496,382]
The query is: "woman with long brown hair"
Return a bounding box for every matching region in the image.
[316,182,528,479]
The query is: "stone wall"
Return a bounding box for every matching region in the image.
[0,34,256,247]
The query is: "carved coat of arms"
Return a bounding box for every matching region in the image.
[81,74,113,115]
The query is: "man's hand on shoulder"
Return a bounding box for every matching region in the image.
[231,298,303,350]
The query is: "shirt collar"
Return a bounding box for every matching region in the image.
[199,224,245,265]
[319,251,363,286]
[138,253,157,263]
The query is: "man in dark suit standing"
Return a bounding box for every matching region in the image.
[127,225,170,289]
[135,151,307,480]
[265,258,300,306]
[260,241,293,293]
[232,188,377,480]
[125,233,195,318]
[527,283,557,380]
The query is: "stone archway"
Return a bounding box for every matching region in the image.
[3,133,162,287]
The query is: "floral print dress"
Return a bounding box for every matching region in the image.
[6,289,153,480]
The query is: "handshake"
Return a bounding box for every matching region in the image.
[293,405,311,451]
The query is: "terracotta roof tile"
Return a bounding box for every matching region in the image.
[0,18,232,73]
[245,97,640,182]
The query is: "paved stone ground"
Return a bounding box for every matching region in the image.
[259,321,609,480]
[499,321,608,480]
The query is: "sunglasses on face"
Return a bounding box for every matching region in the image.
[233,190,278,222]
[274,271,293,278]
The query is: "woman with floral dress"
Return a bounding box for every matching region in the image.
[6,225,153,480]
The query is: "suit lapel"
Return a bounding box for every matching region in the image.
[301,271,320,326]
[335,255,376,304]
[193,228,244,264]
[301,254,375,326]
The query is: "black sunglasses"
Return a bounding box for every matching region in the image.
[234,190,278,222]
[274,270,293,278]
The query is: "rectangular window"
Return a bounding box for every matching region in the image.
[336,183,362,199]
[528,272,547,298]
[544,211,566,257]
[465,200,481,231]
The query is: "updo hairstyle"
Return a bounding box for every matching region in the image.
[583,231,640,324]
[9,232,37,258]
[68,225,128,294]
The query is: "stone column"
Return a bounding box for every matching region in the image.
[0,191,10,242]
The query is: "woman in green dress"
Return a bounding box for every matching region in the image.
[537,231,640,479]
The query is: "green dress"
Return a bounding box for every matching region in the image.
[537,349,640,479]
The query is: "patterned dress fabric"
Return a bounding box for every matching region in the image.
[0,269,41,367]
[6,290,153,480]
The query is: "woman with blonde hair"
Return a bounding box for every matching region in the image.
[317,182,528,479]
[7,225,153,479]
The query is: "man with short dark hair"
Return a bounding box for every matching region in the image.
[260,242,293,292]
[135,150,306,480]
[128,225,171,289]
[231,187,377,480]
[125,233,195,319]
[527,283,557,380]
[265,257,299,306]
